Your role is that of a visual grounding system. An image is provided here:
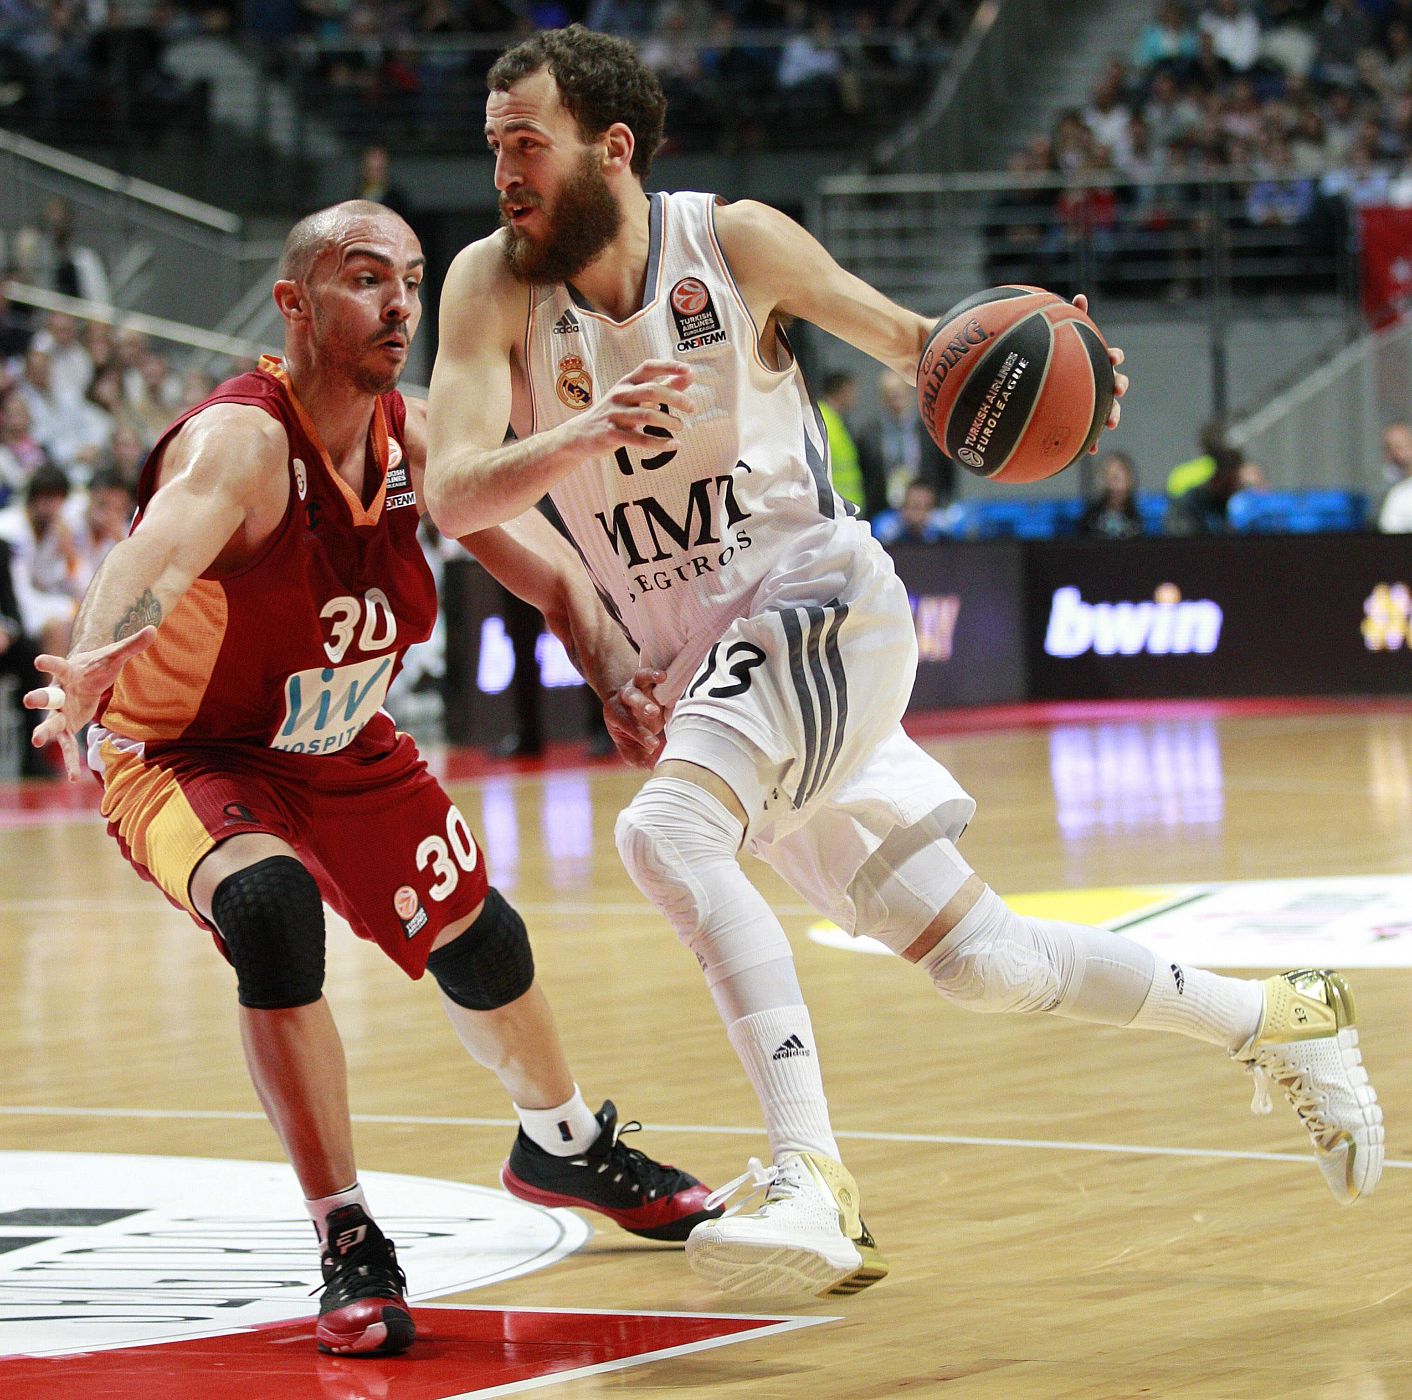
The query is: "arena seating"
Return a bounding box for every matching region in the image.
[946,488,1368,540]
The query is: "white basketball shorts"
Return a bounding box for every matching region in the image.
[659,537,976,937]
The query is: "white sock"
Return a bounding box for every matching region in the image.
[1129,961,1264,1052]
[516,1085,600,1156]
[616,775,841,1164]
[727,1005,839,1162]
[305,1181,367,1246]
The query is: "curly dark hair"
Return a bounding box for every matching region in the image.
[488,25,667,182]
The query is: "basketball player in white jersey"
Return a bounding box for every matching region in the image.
[425,25,1384,1298]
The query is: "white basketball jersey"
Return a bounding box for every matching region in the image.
[524,190,875,700]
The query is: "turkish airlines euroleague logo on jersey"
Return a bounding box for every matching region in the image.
[671,276,727,351]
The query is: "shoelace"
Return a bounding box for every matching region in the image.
[314,1246,407,1301]
[702,1157,798,1217]
[1246,1056,1339,1148]
[604,1119,683,1199]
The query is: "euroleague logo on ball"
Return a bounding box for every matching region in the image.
[670,277,710,316]
[957,446,985,470]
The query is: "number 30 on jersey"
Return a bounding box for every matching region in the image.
[417,806,480,902]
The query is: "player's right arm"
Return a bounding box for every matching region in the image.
[24,403,287,776]
[423,235,694,538]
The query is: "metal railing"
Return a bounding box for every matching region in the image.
[5,281,277,367]
[0,128,265,328]
[814,167,1360,318]
[1231,316,1412,499]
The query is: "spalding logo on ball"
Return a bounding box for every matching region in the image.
[917,285,1115,484]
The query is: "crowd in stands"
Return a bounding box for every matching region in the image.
[987,0,1412,298]
[0,263,248,775]
[0,0,211,144]
[0,0,969,157]
[287,0,966,156]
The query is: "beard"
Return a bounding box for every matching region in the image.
[501,151,623,286]
[313,315,405,397]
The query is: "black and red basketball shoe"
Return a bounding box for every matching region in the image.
[315,1204,416,1356]
[500,1100,721,1242]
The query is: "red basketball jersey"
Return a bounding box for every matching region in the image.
[98,357,437,756]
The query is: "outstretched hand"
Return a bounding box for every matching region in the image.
[23,627,158,780]
[603,666,668,770]
[1073,293,1128,448]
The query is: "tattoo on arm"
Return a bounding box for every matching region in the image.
[113,589,162,642]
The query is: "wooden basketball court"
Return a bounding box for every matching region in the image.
[4,699,1411,1397]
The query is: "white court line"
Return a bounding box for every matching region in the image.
[0,1104,1404,1172]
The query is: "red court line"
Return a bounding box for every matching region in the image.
[5,697,1411,813]
[1,1304,811,1399]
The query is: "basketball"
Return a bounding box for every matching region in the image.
[917,285,1115,484]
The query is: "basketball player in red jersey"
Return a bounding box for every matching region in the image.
[23,200,720,1358]
[423,26,1383,1301]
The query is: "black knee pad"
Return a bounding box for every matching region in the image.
[210,855,326,1010]
[426,887,534,1011]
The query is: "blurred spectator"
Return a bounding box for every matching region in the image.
[11,197,110,304]
[0,391,48,500]
[1200,0,1261,74]
[14,348,65,464]
[81,318,114,374]
[1084,65,1134,166]
[0,464,79,655]
[64,465,134,592]
[354,144,410,220]
[1078,451,1144,539]
[1143,70,1201,148]
[1168,418,1229,497]
[0,533,54,778]
[777,9,858,121]
[126,351,178,443]
[103,424,148,486]
[1134,1,1199,72]
[30,311,93,405]
[177,368,217,413]
[114,327,151,405]
[815,371,878,518]
[1319,137,1391,206]
[1376,421,1412,532]
[856,369,953,509]
[872,477,949,546]
[1314,0,1375,88]
[0,282,32,362]
[1166,444,1244,534]
[1247,137,1316,225]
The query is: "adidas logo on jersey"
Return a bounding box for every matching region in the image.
[552,309,580,335]
[772,1034,810,1061]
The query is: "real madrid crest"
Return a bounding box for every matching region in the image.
[556,354,593,411]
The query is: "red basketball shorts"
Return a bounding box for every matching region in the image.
[94,722,488,977]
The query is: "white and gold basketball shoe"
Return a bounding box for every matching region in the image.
[684,1151,888,1298]
[1233,969,1384,1204]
